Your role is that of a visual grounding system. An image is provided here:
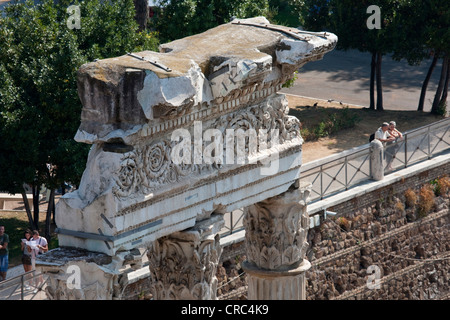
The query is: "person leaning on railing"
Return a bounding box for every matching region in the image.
[388,121,403,139]
[374,122,395,172]
[375,122,395,146]
[385,121,403,171]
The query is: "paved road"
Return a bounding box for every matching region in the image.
[281,49,446,112]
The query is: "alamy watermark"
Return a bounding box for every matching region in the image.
[366,265,381,289]
[366,5,381,29]
[66,5,81,30]
[66,264,81,290]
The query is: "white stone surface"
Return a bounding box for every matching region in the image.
[370,139,384,181]
[244,259,311,300]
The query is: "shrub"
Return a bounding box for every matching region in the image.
[336,217,350,231]
[432,176,450,196]
[404,189,417,208]
[282,71,298,88]
[417,185,435,218]
[303,107,361,140]
[394,201,405,213]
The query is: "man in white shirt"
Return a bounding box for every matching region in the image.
[375,122,395,145]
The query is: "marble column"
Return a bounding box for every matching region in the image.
[147,214,224,300]
[242,181,312,300]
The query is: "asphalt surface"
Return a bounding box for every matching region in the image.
[281,49,446,112]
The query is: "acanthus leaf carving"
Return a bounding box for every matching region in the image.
[243,186,311,270]
[147,231,222,300]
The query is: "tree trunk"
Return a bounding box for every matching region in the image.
[418,54,438,111]
[32,184,40,230]
[21,191,35,230]
[376,52,383,111]
[133,0,149,31]
[45,188,55,241]
[431,56,449,114]
[439,56,450,108]
[369,52,376,110]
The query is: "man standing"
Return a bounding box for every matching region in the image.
[0,225,9,281]
[375,122,395,146]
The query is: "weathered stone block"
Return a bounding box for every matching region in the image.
[56,17,337,255]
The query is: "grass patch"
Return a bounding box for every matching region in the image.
[290,105,361,141]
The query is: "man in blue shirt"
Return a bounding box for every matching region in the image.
[0,225,9,281]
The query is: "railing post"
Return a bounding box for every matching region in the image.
[320,165,323,199]
[404,134,408,168]
[21,274,24,300]
[370,140,384,181]
[345,156,348,190]
[427,126,431,159]
[230,210,234,234]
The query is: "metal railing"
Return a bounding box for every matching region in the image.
[301,144,372,203]
[220,208,245,236]
[0,270,48,300]
[303,117,450,203]
[220,117,450,236]
[384,117,450,174]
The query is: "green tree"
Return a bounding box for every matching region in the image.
[0,0,159,239]
[294,0,449,114]
[150,0,273,43]
[425,0,450,115]
[301,0,399,111]
[391,0,450,113]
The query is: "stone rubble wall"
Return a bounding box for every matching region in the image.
[217,162,450,300]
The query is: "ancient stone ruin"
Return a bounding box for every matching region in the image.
[37,17,337,300]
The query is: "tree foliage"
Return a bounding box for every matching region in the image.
[390,0,449,113]
[149,0,273,43]
[0,0,159,234]
[291,0,449,113]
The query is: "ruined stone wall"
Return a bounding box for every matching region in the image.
[306,194,449,300]
[120,276,152,300]
[217,162,450,300]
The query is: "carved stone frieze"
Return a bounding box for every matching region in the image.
[112,94,301,199]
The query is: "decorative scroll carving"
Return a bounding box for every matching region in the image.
[112,93,301,199]
[243,184,311,270]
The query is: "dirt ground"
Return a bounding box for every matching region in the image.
[287,94,444,163]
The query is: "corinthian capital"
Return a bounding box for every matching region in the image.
[244,182,311,270]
